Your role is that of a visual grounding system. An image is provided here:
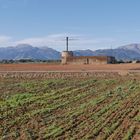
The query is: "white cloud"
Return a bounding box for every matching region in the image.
[15,33,116,50]
[0,33,117,50]
[0,36,11,42]
[0,36,13,46]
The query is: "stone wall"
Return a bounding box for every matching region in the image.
[66,56,111,64]
[61,51,116,64]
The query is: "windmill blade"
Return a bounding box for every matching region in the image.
[69,38,79,41]
[54,36,80,51]
[60,38,79,41]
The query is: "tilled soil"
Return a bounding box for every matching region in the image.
[1,75,140,139]
[0,63,140,71]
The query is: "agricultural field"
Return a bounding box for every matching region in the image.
[1,74,140,139]
[0,63,140,71]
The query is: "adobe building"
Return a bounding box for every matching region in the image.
[61,37,116,65]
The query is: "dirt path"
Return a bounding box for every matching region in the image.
[0,63,140,72]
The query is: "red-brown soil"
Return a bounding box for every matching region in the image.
[0,63,140,71]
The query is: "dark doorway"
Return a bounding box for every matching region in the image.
[87,58,89,64]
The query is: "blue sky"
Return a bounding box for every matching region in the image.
[0,0,140,50]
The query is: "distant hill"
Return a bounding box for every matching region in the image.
[0,44,60,60]
[0,43,140,60]
[74,44,140,61]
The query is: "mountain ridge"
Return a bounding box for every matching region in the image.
[0,43,140,60]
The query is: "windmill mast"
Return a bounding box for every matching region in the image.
[66,37,69,51]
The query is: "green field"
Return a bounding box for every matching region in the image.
[1,75,140,139]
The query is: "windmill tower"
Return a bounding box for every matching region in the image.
[61,37,73,64]
[66,37,69,51]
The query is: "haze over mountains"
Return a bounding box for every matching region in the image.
[76,44,140,61]
[0,44,61,60]
[0,44,140,61]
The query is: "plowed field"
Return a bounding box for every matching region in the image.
[0,63,140,71]
[1,75,140,139]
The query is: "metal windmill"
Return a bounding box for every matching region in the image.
[65,37,79,51]
[55,36,79,51]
